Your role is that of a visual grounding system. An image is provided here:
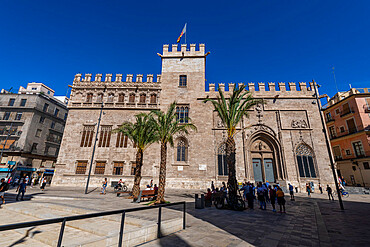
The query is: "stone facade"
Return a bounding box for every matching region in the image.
[52,44,334,191]
[0,83,68,180]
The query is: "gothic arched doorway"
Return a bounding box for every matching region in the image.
[248,134,282,183]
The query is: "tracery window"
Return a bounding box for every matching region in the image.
[97,93,103,103]
[296,144,316,178]
[118,94,125,103]
[107,93,114,102]
[176,137,188,162]
[129,94,136,103]
[176,106,189,123]
[116,132,128,148]
[80,125,95,147]
[98,126,112,147]
[86,93,93,102]
[217,143,228,176]
[139,94,146,104]
[150,94,157,104]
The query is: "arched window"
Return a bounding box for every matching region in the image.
[296,144,316,178]
[176,138,188,162]
[218,143,228,175]
[107,93,114,102]
[176,106,189,123]
[150,94,157,104]
[86,93,93,103]
[96,93,103,103]
[118,94,125,103]
[139,94,146,103]
[129,94,136,103]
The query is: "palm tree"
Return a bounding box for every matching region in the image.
[114,113,158,201]
[204,84,260,198]
[152,102,197,204]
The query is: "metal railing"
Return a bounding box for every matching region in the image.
[0,201,186,247]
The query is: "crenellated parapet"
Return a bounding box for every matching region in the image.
[73,73,162,85]
[160,44,207,57]
[206,82,314,98]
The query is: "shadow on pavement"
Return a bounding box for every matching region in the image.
[168,195,370,246]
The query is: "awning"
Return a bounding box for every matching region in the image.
[0,168,12,172]
[44,169,54,175]
[16,167,36,172]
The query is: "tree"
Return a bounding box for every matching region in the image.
[152,102,197,204]
[114,113,158,201]
[203,84,260,199]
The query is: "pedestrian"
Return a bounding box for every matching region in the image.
[240,183,248,201]
[246,183,254,209]
[211,181,215,192]
[0,178,9,206]
[262,183,270,203]
[31,177,35,188]
[25,176,29,185]
[276,187,286,213]
[269,185,276,212]
[306,183,311,197]
[40,177,47,191]
[101,178,107,195]
[326,185,334,201]
[319,183,323,194]
[16,179,27,201]
[257,183,266,210]
[288,183,295,201]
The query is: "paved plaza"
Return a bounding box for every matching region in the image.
[0,186,369,246]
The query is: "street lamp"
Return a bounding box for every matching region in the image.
[312,80,344,210]
[85,86,107,194]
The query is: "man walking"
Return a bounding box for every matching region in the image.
[0,178,9,206]
[288,183,295,201]
[16,179,27,201]
[319,183,323,194]
[326,184,334,201]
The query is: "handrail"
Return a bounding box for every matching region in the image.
[0,201,186,247]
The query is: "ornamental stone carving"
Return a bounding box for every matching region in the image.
[291,119,308,128]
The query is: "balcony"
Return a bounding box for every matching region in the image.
[364,104,370,113]
[340,107,355,117]
[334,155,343,161]
[326,117,335,123]
[328,124,369,140]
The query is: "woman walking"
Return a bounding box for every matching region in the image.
[101,178,107,195]
[276,187,286,213]
[306,183,311,197]
[269,185,276,212]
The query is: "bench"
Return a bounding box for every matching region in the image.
[135,189,157,203]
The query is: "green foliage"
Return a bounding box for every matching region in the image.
[151,102,197,146]
[203,84,261,137]
[114,113,158,150]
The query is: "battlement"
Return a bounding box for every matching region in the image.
[161,44,206,57]
[73,73,161,84]
[207,82,315,97]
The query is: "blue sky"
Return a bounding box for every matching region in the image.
[1,0,369,97]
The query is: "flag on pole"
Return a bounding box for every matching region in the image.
[177,23,187,43]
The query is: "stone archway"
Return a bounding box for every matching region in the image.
[246,131,283,183]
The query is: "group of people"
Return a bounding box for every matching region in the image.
[0,175,49,206]
[241,181,289,213]
[101,178,159,195]
[206,181,293,213]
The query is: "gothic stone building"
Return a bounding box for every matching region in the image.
[52,43,334,190]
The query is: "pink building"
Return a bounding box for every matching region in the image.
[323,88,370,187]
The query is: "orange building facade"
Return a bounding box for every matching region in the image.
[323,88,370,187]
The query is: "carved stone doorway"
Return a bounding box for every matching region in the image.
[250,138,277,183]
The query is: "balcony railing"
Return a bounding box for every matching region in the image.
[364,104,370,113]
[326,117,335,123]
[340,107,355,117]
[329,124,370,140]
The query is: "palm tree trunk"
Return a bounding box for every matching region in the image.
[226,136,237,198]
[132,148,143,201]
[155,142,167,204]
